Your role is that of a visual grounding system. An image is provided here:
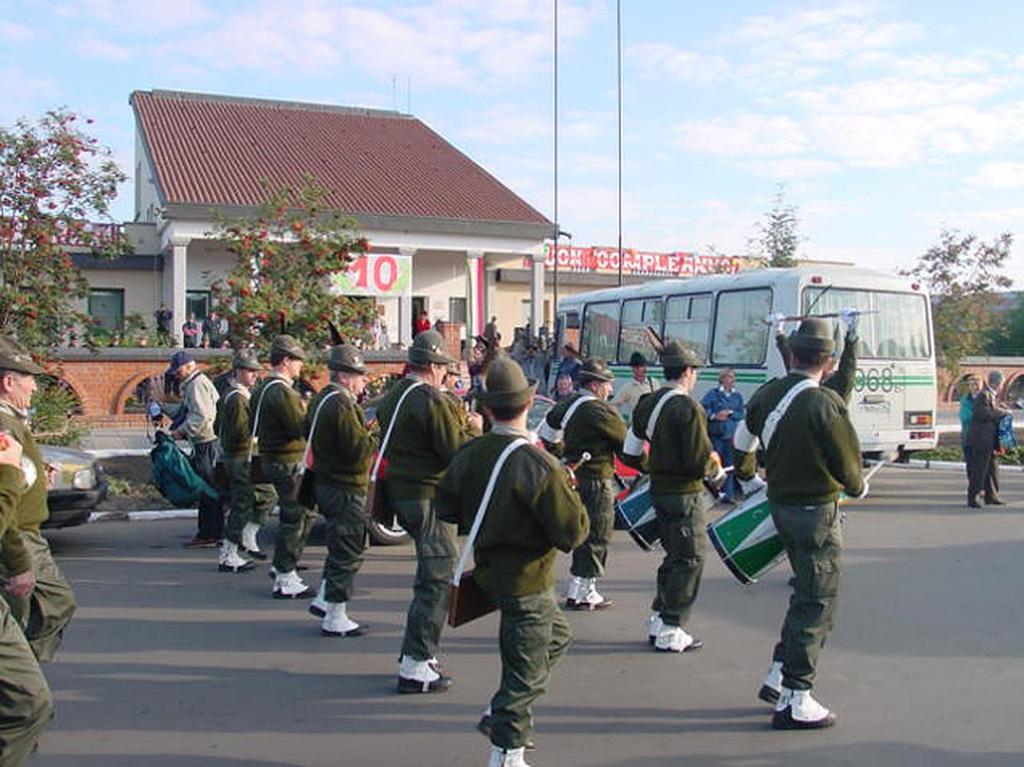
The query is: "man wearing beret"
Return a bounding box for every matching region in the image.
[0,340,76,664]
[437,356,589,767]
[537,357,627,611]
[167,350,224,548]
[733,319,865,730]
[376,329,482,693]
[252,335,315,599]
[304,344,376,637]
[216,349,274,573]
[622,341,713,653]
[0,429,53,766]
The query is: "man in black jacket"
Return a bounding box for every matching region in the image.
[967,371,1011,508]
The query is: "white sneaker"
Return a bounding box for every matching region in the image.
[272,570,315,599]
[321,602,365,637]
[564,576,584,605]
[646,614,663,646]
[397,655,452,694]
[758,661,783,704]
[308,581,328,618]
[568,578,613,611]
[772,687,837,729]
[487,745,532,767]
[241,522,262,554]
[218,542,254,573]
[653,625,703,653]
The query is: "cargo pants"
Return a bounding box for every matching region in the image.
[488,587,572,751]
[0,530,76,663]
[0,598,52,766]
[222,455,277,546]
[314,480,368,604]
[267,459,317,574]
[650,491,707,628]
[570,476,615,579]
[389,494,456,661]
[769,501,843,691]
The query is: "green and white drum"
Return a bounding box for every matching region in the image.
[707,489,786,585]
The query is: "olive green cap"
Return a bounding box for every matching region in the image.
[480,355,536,410]
[327,343,367,374]
[270,334,306,360]
[408,329,454,366]
[577,357,615,383]
[660,341,704,368]
[232,349,262,371]
[788,318,835,354]
[0,338,44,375]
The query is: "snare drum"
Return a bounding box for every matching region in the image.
[615,476,659,551]
[707,488,786,584]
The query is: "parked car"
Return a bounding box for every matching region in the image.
[40,445,109,529]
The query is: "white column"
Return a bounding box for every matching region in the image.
[529,249,546,338]
[398,247,416,346]
[170,235,190,346]
[466,249,484,340]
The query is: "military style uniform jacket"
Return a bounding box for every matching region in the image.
[0,403,47,575]
[375,376,476,500]
[306,382,376,492]
[179,370,219,444]
[251,372,306,463]
[539,392,627,479]
[736,372,864,505]
[436,429,590,597]
[215,381,253,459]
[623,386,712,496]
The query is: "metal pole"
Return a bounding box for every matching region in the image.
[552,0,559,328]
[616,0,623,287]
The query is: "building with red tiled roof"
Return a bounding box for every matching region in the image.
[87,89,554,346]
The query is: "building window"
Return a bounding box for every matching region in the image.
[449,297,467,325]
[88,289,124,331]
[186,290,210,321]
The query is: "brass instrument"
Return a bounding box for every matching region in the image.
[563,451,592,490]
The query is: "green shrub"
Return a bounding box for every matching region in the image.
[32,379,86,447]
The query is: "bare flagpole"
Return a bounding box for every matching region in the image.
[616,0,624,287]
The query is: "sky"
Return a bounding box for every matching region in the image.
[2,0,1023,281]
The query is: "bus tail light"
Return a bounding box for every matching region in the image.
[905,411,933,427]
[910,431,936,440]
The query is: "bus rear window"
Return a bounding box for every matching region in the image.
[581,301,619,360]
[712,289,771,365]
[619,298,663,363]
[803,288,930,359]
[664,293,711,359]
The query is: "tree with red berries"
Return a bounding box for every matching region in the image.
[0,108,128,350]
[210,178,376,353]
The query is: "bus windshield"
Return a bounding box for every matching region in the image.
[803,287,930,360]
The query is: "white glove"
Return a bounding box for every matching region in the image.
[839,307,859,336]
[764,312,787,334]
[853,481,869,500]
[709,464,728,484]
[738,475,766,496]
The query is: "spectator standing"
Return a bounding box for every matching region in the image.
[557,343,582,386]
[154,303,173,343]
[414,310,431,337]
[700,368,745,503]
[966,371,1011,508]
[202,311,227,349]
[181,313,201,349]
[959,374,982,480]
[611,352,656,422]
[519,343,547,396]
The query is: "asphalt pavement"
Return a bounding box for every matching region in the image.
[32,466,1024,767]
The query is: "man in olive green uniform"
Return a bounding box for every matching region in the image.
[305,344,375,637]
[733,319,865,730]
[252,335,314,599]
[0,341,76,664]
[217,349,275,573]
[437,356,589,767]
[537,357,626,610]
[376,329,482,693]
[0,431,53,767]
[622,342,714,653]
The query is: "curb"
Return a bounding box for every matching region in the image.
[88,509,198,523]
[87,448,152,459]
[899,459,1024,473]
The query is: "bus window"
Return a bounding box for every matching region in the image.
[712,289,771,365]
[803,288,930,359]
[664,293,711,358]
[581,301,620,361]
[619,298,663,363]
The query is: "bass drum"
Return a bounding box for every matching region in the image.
[706,488,785,584]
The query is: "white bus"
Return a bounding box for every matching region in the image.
[553,265,938,457]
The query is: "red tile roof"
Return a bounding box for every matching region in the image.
[131,90,550,226]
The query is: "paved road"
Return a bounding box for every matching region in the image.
[32,467,1024,767]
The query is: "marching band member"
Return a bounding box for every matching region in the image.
[733,319,865,730]
[376,330,482,693]
[621,341,714,653]
[437,356,589,767]
[538,358,627,611]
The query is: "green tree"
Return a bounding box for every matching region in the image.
[0,109,128,351]
[210,179,377,354]
[986,292,1024,356]
[751,184,801,267]
[902,229,1013,374]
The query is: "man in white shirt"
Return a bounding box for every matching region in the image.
[611,352,655,422]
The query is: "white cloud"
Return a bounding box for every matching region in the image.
[749,158,841,179]
[0,19,34,42]
[0,67,62,125]
[73,34,133,60]
[968,162,1024,189]
[458,104,549,145]
[629,43,730,85]
[674,115,807,157]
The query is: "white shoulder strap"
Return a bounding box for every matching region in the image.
[537,392,595,444]
[300,389,341,470]
[452,438,529,585]
[624,388,682,456]
[370,380,425,481]
[248,378,288,462]
[761,378,817,449]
